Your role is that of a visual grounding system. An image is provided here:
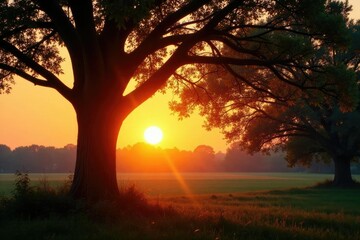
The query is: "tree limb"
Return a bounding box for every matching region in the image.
[130,0,211,68]
[0,63,53,88]
[36,0,80,59]
[0,39,73,101]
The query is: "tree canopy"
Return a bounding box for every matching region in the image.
[0,0,351,98]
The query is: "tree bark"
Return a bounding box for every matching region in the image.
[333,156,355,187]
[70,106,122,201]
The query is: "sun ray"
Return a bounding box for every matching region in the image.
[162,152,200,207]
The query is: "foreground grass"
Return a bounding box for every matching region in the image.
[1,183,359,240]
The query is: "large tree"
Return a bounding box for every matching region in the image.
[0,0,350,200]
[171,9,360,186]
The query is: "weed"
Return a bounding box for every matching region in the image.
[13,171,32,198]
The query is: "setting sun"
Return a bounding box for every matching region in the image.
[144,126,163,145]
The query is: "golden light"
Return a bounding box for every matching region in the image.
[144,126,163,145]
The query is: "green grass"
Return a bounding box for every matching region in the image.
[1,173,360,240]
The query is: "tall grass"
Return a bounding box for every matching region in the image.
[0,171,78,219]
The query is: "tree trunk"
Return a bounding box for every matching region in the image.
[333,156,355,187]
[70,107,122,201]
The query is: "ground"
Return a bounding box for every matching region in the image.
[0,173,359,240]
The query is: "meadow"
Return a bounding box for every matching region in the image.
[0,172,354,196]
[0,172,360,240]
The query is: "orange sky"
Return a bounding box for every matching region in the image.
[0,55,228,151]
[1,1,359,152]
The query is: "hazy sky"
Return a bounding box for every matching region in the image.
[1,1,359,152]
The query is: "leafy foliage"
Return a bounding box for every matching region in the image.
[0,0,63,93]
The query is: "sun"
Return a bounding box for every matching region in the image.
[144,126,163,145]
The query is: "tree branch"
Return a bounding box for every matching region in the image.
[36,0,80,59]
[68,0,99,55]
[123,55,183,114]
[0,39,73,101]
[0,63,52,88]
[130,0,211,67]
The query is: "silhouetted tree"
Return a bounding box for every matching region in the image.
[171,4,360,186]
[242,22,360,186]
[0,0,350,200]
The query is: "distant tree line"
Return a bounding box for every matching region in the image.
[0,144,76,173]
[2,143,357,174]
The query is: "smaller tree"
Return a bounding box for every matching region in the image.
[171,6,360,186]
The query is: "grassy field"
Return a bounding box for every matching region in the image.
[2,172,357,196]
[1,172,360,239]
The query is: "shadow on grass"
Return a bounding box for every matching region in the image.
[311,179,360,189]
